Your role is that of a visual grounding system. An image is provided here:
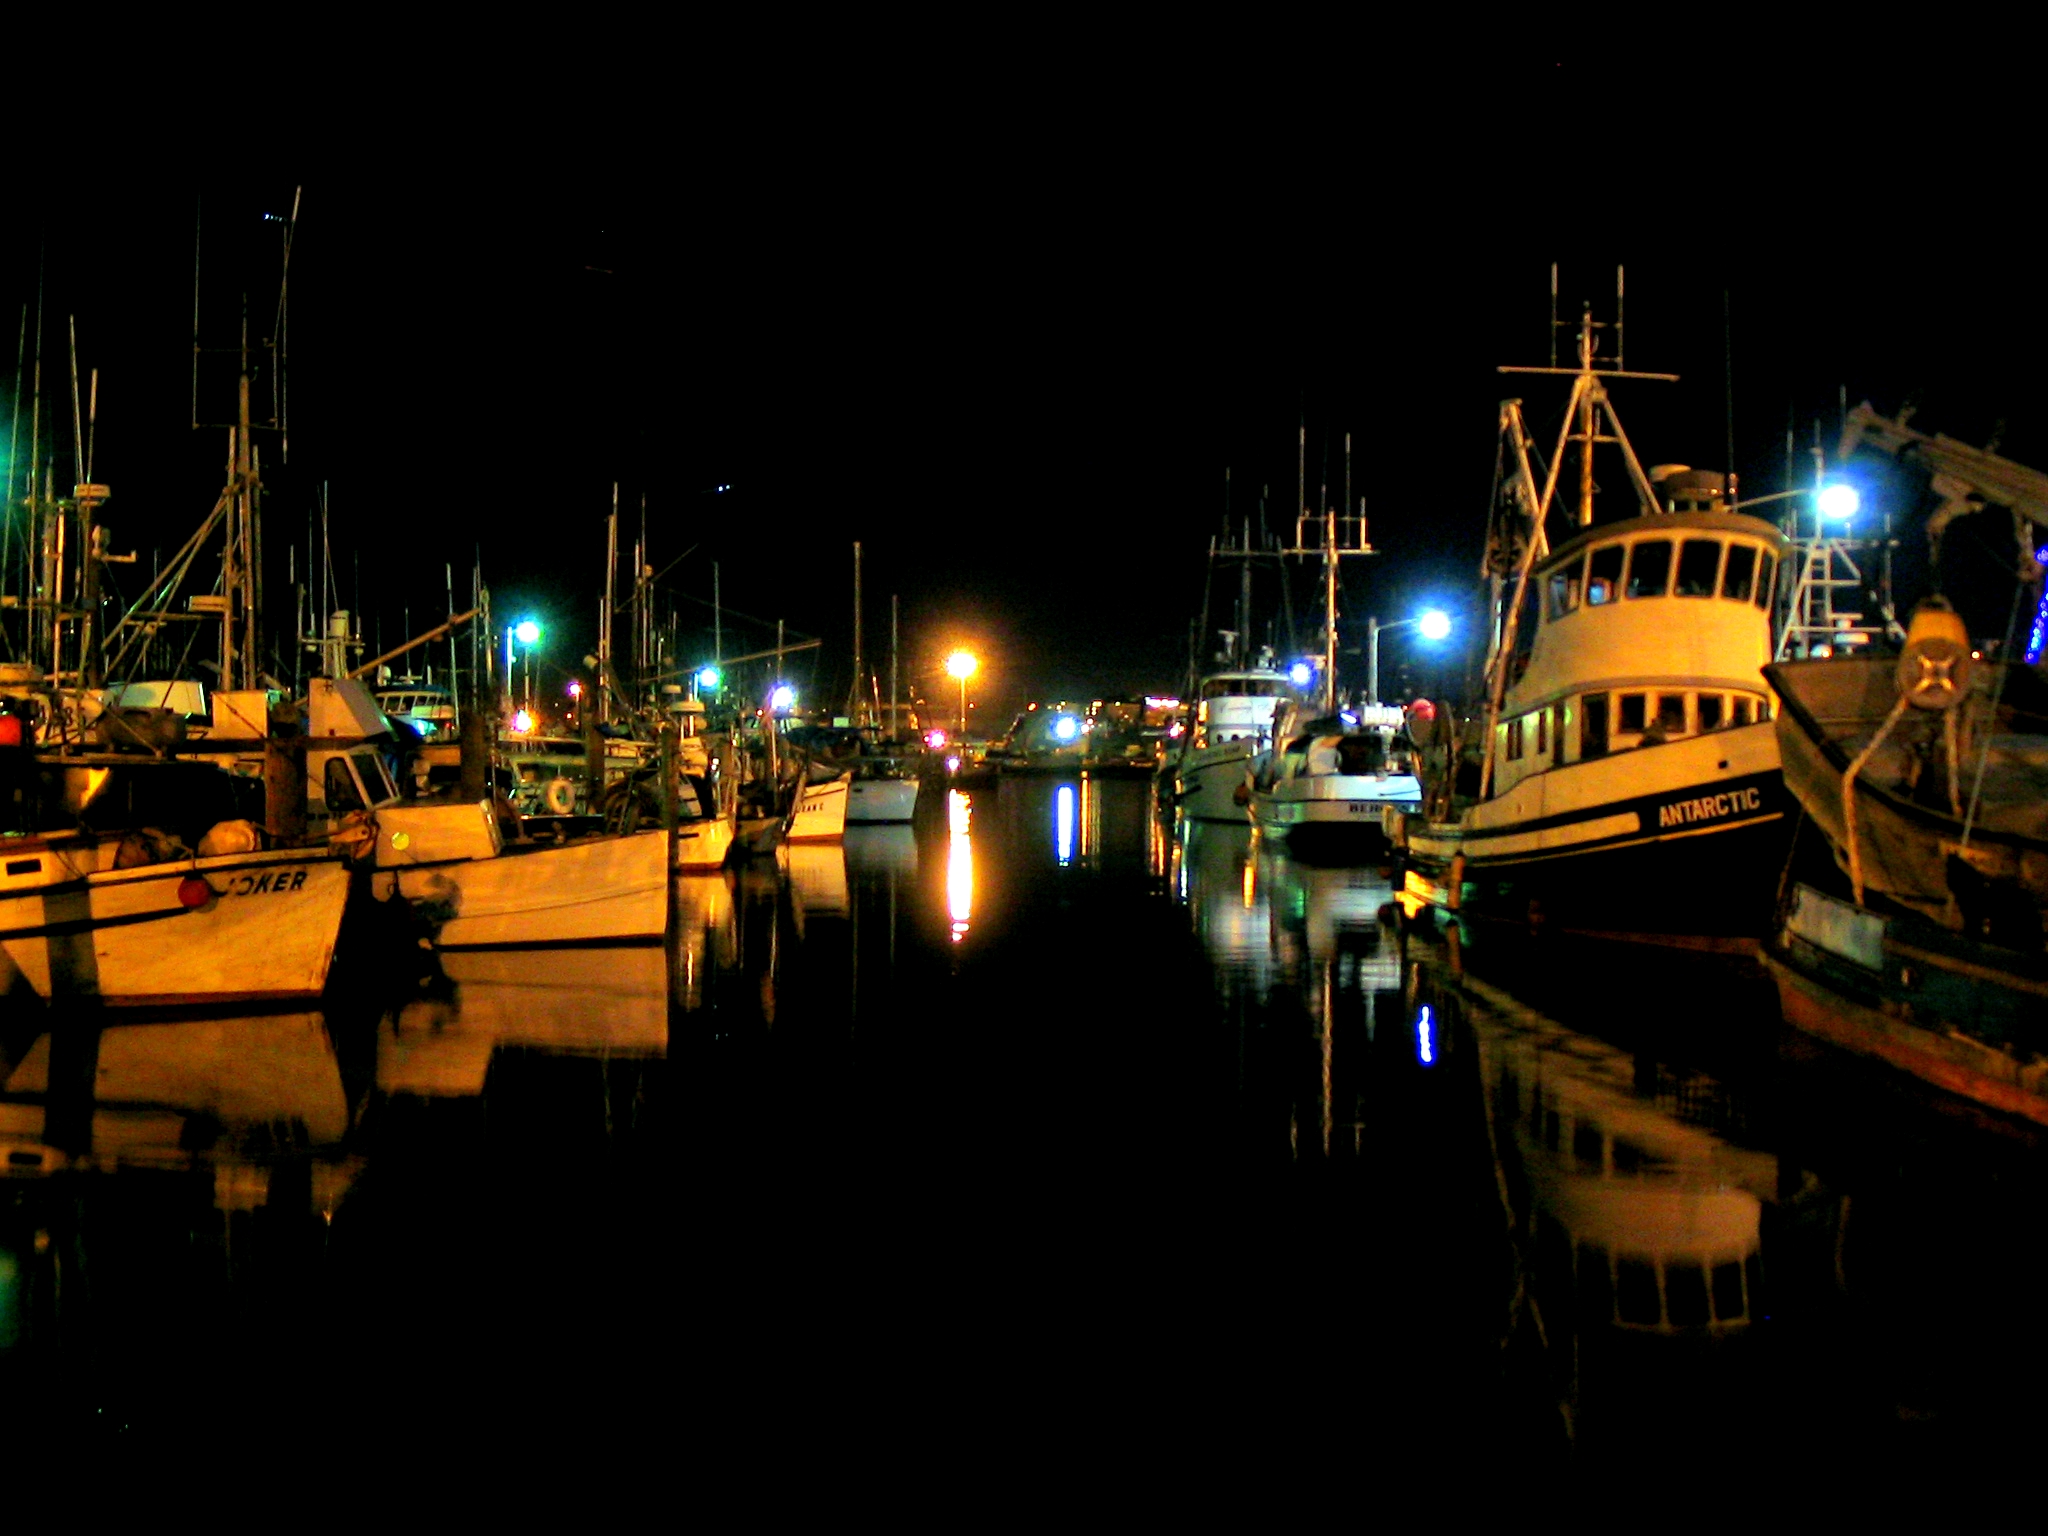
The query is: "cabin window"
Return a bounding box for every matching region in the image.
[1536,710,1548,757]
[1711,1261,1746,1322]
[1626,539,1673,599]
[1657,694,1686,734]
[1616,1258,1661,1326]
[1618,693,1647,734]
[1675,538,1723,597]
[1505,717,1524,761]
[1754,552,1778,609]
[1732,696,1754,727]
[1586,544,1624,606]
[1581,695,1608,759]
[1698,693,1726,731]
[1722,542,1758,602]
[1665,1264,1711,1328]
[1546,562,1582,620]
[323,756,365,815]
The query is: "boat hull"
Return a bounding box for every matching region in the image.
[0,847,351,1006]
[1250,773,1418,857]
[1403,725,1788,944]
[787,774,851,843]
[372,829,669,947]
[674,813,737,870]
[845,776,919,824]
[1764,911,2048,1127]
[1174,744,1256,823]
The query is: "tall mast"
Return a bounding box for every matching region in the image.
[849,540,864,723]
[600,487,617,722]
[889,593,899,740]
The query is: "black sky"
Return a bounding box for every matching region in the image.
[6,56,2044,717]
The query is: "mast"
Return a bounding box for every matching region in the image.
[849,540,864,724]
[600,485,617,723]
[889,593,899,741]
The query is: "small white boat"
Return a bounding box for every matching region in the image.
[0,837,351,1006]
[846,769,920,824]
[1248,705,1422,854]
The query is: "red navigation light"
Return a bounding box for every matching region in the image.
[1406,699,1437,723]
[176,875,213,909]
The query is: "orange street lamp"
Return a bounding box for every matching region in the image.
[945,650,978,737]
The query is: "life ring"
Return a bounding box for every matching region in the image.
[543,777,577,815]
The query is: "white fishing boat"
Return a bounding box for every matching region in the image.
[0,766,350,1006]
[1395,298,1790,946]
[1174,665,1296,822]
[1248,702,1422,851]
[367,798,668,948]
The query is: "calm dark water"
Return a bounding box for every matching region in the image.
[4,777,2045,1478]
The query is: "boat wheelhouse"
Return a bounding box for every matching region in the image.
[1174,667,1296,822]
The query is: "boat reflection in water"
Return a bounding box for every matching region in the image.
[781,842,848,923]
[1436,961,1778,1445]
[843,825,918,883]
[1,1012,353,1211]
[381,946,673,1097]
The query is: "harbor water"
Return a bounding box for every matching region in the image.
[4,776,2045,1475]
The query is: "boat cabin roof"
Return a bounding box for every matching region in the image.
[1537,509,1785,578]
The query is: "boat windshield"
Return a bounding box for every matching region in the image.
[1202,678,1288,699]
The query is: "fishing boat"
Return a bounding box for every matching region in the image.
[1174,663,1296,821]
[0,747,351,1006]
[1244,471,1420,854]
[1395,300,1791,945]
[1763,534,2048,1122]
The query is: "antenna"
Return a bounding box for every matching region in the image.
[1615,265,1625,372]
[1548,262,1558,368]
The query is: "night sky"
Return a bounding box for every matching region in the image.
[7,60,2043,721]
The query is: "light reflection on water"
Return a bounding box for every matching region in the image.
[5,779,2048,1463]
[947,789,973,942]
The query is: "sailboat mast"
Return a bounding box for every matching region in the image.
[850,540,864,724]
[889,593,899,741]
[601,485,617,723]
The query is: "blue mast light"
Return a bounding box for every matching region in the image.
[1417,609,1452,642]
[1817,484,1860,521]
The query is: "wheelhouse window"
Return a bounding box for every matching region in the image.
[323,756,365,815]
[1657,694,1686,733]
[1547,562,1582,620]
[1754,552,1778,609]
[1536,710,1548,757]
[1625,539,1672,599]
[1617,693,1647,734]
[1675,538,1723,597]
[1722,543,1758,602]
[1586,544,1624,606]
[1505,717,1524,761]
[1698,693,1726,731]
[1581,694,1609,758]
[1732,697,1753,726]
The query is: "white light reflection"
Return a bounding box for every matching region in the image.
[947,790,974,941]
[1417,1005,1435,1066]
[1055,784,1076,865]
